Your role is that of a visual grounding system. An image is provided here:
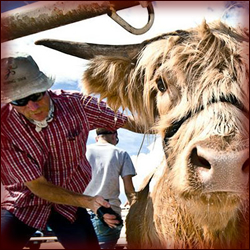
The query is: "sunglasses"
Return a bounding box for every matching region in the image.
[11,91,46,106]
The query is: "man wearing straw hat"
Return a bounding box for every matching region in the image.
[1,54,138,249]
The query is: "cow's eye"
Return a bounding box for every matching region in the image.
[156,78,167,93]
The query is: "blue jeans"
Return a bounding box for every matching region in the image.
[1,208,100,249]
[89,211,123,249]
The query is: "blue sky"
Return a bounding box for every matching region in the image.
[1,1,248,203]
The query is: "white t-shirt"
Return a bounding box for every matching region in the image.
[84,142,136,215]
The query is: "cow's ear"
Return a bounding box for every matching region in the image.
[82,55,158,128]
[82,55,137,112]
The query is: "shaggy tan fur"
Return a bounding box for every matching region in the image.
[82,20,249,131]
[140,107,249,249]
[81,20,249,249]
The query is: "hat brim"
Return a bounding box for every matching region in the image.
[1,72,55,103]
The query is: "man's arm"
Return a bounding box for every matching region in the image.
[122,116,142,133]
[122,175,137,205]
[123,116,155,134]
[25,176,120,227]
[25,176,108,213]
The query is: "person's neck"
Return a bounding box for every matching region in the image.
[29,99,54,132]
[97,138,109,144]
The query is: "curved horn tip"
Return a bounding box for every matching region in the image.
[35,39,47,45]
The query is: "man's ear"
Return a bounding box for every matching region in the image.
[113,134,119,145]
[109,134,115,144]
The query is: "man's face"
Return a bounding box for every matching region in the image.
[11,92,50,121]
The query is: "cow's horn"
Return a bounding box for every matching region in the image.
[35,39,145,60]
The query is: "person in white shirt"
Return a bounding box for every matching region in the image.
[84,128,136,249]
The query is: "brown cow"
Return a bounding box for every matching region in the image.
[36,20,249,249]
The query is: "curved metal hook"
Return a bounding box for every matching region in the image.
[108,2,154,35]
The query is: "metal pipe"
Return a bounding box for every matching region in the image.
[1,1,150,43]
[108,2,154,35]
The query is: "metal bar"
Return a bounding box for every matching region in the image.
[1,1,146,43]
[108,2,154,35]
[29,236,58,241]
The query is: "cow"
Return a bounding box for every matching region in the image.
[35,20,249,249]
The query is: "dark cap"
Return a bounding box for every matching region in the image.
[96,128,117,136]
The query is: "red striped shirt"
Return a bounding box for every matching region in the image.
[1,90,127,229]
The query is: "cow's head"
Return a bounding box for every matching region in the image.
[36,20,249,231]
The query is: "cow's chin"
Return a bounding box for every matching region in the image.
[181,191,248,230]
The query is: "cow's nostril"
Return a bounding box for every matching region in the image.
[190,148,211,170]
[242,158,249,173]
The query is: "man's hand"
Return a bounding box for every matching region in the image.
[103,213,121,228]
[88,195,110,214]
[88,196,120,228]
[96,206,123,228]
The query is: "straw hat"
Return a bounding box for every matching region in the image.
[1,55,54,103]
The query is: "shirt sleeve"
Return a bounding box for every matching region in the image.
[1,137,42,185]
[82,95,128,131]
[120,151,137,178]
